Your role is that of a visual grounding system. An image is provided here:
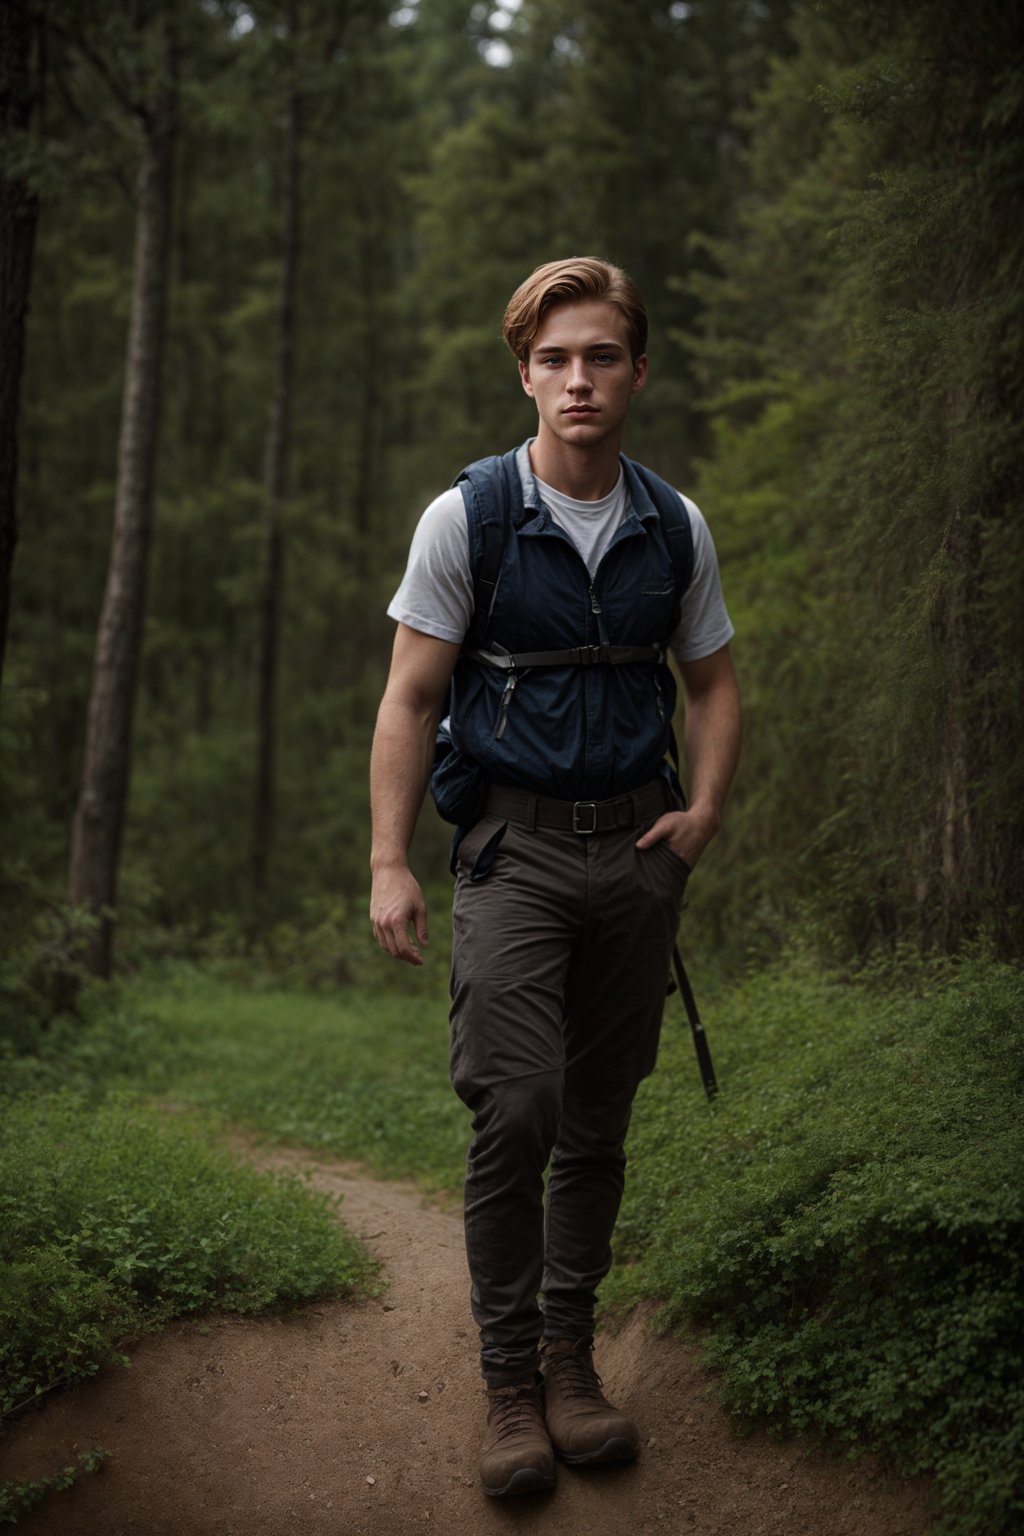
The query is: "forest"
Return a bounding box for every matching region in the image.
[1,0,1022,1531]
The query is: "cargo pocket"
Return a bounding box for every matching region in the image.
[454,817,509,883]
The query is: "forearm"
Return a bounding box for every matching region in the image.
[369,694,441,872]
[682,674,742,834]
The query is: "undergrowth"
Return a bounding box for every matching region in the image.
[0,1093,377,1421]
[0,1449,109,1527]
[611,948,1024,1536]
[4,946,1022,1534]
[4,964,468,1190]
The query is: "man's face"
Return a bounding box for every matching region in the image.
[518,299,648,450]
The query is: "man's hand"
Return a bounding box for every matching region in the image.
[635,807,717,869]
[370,863,429,965]
[635,644,742,873]
[368,625,461,967]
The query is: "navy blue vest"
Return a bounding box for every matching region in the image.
[444,445,692,805]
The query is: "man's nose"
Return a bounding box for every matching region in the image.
[567,360,592,391]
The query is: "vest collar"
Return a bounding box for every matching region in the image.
[513,438,659,535]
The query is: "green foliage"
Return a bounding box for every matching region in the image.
[8,0,799,948]
[10,0,423,941]
[10,964,467,1189]
[9,942,1023,1529]
[4,4,1020,1529]
[684,0,1024,958]
[0,887,90,1050]
[8,0,1020,977]
[608,950,1024,1536]
[0,1448,109,1528]
[0,1091,376,1416]
[0,681,97,1042]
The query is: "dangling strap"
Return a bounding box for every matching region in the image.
[672,944,718,1102]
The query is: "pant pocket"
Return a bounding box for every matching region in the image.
[651,838,691,879]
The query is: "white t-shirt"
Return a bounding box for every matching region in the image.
[388,441,734,668]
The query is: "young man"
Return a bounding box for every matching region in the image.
[370,257,741,1498]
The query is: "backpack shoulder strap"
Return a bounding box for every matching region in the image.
[627,461,696,784]
[628,460,695,598]
[454,452,695,651]
[453,448,519,649]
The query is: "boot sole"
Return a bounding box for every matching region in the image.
[556,1436,640,1466]
[482,1466,557,1498]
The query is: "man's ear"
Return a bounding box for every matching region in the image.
[518,358,535,399]
[632,354,649,394]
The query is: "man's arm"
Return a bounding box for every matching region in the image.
[370,623,461,964]
[635,643,742,867]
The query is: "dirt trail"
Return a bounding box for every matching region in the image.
[4,1149,935,1535]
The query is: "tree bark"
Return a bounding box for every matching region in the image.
[252,8,302,896]
[68,26,178,978]
[351,223,378,549]
[0,0,40,697]
[933,495,981,950]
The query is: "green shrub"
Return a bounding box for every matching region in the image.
[610,951,1024,1536]
[0,1093,376,1414]
[0,1449,109,1527]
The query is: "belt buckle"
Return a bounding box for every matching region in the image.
[572,801,598,835]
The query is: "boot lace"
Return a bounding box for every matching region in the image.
[544,1340,605,1401]
[487,1383,542,1443]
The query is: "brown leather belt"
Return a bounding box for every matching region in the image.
[484,778,673,835]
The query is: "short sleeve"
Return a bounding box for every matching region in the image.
[386,487,474,643]
[668,494,734,666]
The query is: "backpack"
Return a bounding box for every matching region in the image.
[431,454,695,827]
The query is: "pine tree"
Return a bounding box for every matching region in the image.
[684,0,1024,956]
[0,0,42,695]
[67,2,181,976]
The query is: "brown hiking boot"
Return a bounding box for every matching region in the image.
[540,1337,641,1465]
[479,1379,556,1498]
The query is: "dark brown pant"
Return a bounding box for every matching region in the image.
[448,782,689,1386]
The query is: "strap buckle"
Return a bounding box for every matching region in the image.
[572,644,607,666]
[572,801,598,834]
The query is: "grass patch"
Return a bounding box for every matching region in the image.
[6,965,469,1190]
[0,1091,377,1419]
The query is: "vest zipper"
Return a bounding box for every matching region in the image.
[588,584,610,645]
[654,665,666,723]
[495,671,517,739]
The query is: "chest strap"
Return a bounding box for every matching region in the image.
[464,643,662,670]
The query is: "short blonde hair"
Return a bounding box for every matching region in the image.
[503,257,648,364]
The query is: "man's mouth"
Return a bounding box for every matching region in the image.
[563,405,598,415]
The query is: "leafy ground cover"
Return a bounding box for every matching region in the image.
[6,960,469,1188]
[0,1088,377,1425]
[0,1448,109,1527]
[0,1086,374,1526]
[5,948,1022,1535]
[612,950,1024,1536]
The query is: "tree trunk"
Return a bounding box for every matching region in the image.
[933,499,981,950]
[252,13,302,897]
[0,0,40,697]
[68,29,178,978]
[351,225,378,549]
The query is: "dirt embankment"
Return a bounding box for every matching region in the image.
[4,1150,935,1535]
